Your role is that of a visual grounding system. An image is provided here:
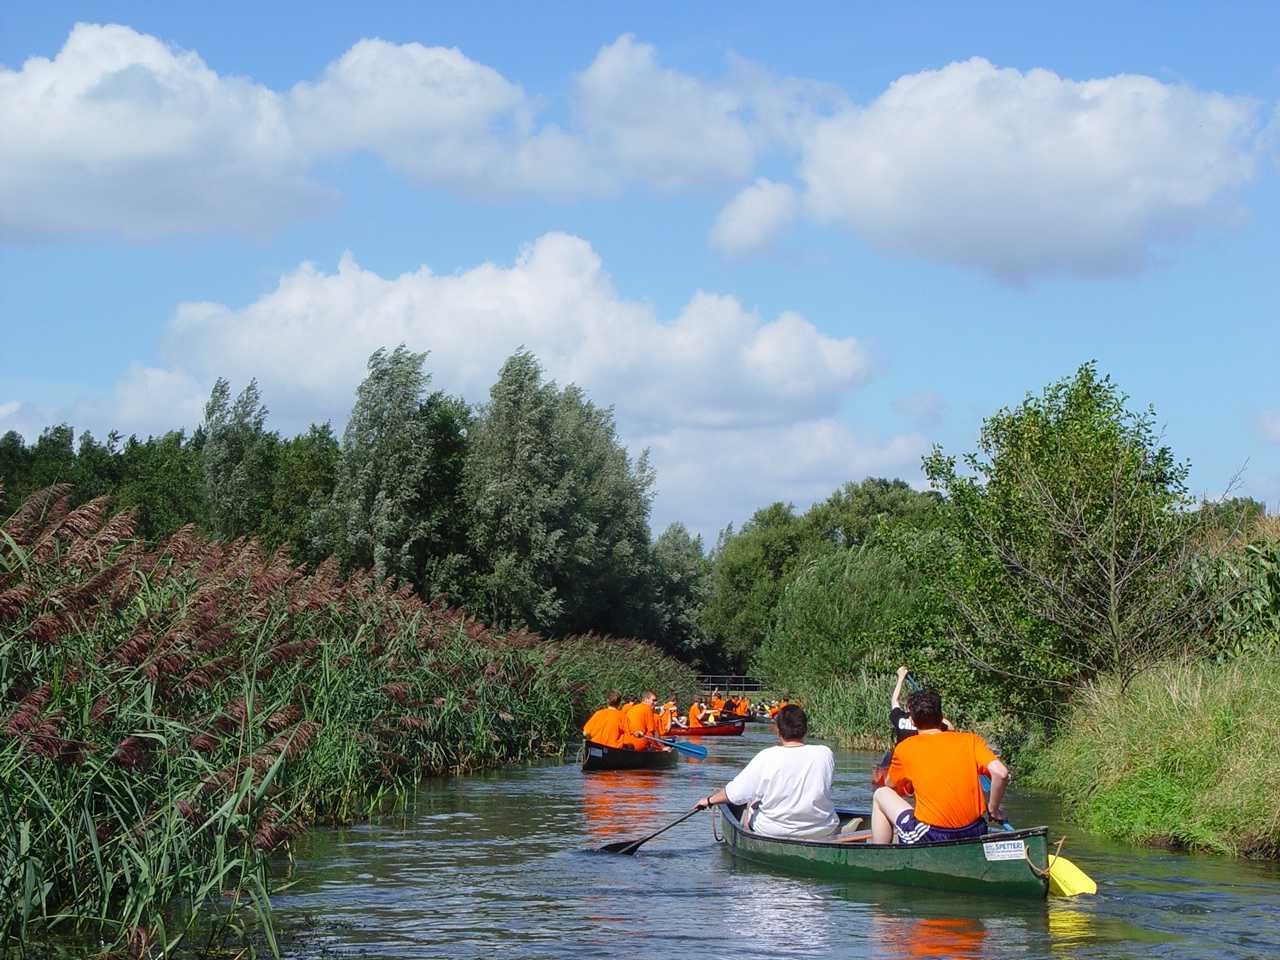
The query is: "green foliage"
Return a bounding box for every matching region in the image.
[1026,657,1280,858]
[202,378,279,539]
[700,502,806,670]
[318,347,471,597]
[463,350,655,635]
[646,522,712,660]
[0,489,696,953]
[923,361,1205,707]
[258,423,339,564]
[801,477,940,548]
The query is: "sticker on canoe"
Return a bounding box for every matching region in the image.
[982,839,1026,861]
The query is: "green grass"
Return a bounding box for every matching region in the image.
[1026,657,1280,857]
[0,487,696,954]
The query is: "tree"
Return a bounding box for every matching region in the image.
[202,379,278,539]
[700,502,808,671]
[647,522,712,659]
[924,362,1235,701]
[114,431,206,540]
[463,350,655,634]
[802,477,940,548]
[319,347,471,596]
[259,424,340,563]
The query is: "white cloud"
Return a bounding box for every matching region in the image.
[163,232,869,434]
[643,421,927,535]
[0,23,330,239]
[710,178,798,256]
[800,58,1264,281]
[1260,409,1280,445]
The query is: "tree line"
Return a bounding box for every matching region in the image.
[0,347,709,657]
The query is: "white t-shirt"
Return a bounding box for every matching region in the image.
[724,743,839,839]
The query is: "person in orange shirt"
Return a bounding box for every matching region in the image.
[687,698,705,728]
[622,690,662,750]
[582,691,627,748]
[870,688,1009,844]
[710,689,726,713]
[658,700,677,736]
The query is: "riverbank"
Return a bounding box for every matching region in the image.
[0,498,696,955]
[1025,656,1280,858]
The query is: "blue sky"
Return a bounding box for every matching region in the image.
[2,2,1278,536]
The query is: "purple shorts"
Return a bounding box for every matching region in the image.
[893,810,987,845]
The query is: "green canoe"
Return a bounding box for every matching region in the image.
[718,804,1049,899]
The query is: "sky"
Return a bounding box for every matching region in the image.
[2,2,1278,538]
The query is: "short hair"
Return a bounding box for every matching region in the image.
[606,690,621,708]
[907,689,943,730]
[642,689,657,700]
[775,704,808,740]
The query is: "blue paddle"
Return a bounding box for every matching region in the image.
[642,734,708,759]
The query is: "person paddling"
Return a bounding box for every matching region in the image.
[873,666,954,787]
[694,705,838,839]
[870,689,1009,845]
[687,698,706,728]
[622,690,665,751]
[582,691,627,749]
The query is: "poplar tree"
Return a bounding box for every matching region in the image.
[202,379,277,539]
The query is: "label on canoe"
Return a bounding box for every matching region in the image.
[982,839,1026,861]
[587,747,604,757]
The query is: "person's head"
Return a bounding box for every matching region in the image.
[907,689,944,730]
[606,690,622,708]
[641,690,657,705]
[775,704,808,741]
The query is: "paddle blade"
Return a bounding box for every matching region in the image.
[1048,855,1097,897]
[598,840,641,855]
[661,737,708,759]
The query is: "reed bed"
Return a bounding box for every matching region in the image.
[0,485,695,956]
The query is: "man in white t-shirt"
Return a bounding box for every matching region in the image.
[693,705,839,839]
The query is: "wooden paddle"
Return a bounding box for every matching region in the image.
[598,808,703,855]
[641,734,708,759]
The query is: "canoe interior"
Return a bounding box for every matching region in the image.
[719,804,1049,899]
[580,740,679,772]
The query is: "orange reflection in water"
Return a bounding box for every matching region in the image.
[875,914,988,960]
[581,769,665,845]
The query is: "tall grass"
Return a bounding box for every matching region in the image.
[1026,656,1280,858]
[0,485,695,955]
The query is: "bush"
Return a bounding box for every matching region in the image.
[1026,657,1280,857]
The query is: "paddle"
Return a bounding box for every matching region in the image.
[641,734,708,759]
[598,808,703,855]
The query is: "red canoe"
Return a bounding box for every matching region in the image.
[665,719,746,737]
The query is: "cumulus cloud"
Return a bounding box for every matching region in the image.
[1260,409,1280,445]
[1,25,831,237]
[799,58,1265,281]
[642,421,927,533]
[164,232,869,433]
[0,23,329,239]
[710,178,798,256]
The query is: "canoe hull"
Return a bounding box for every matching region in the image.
[665,720,746,737]
[581,741,679,772]
[719,805,1049,899]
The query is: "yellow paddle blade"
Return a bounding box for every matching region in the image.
[1048,854,1097,897]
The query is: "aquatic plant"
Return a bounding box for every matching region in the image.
[0,485,695,955]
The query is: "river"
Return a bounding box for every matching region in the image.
[268,726,1280,959]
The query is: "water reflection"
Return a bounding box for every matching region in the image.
[268,729,1280,960]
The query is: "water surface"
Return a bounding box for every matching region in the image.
[270,727,1280,959]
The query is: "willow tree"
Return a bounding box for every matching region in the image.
[317,346,470,597]
[463,350,654,636]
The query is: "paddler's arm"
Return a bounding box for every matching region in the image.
[693,788,729,810]
[985,758,1010,821]
[891,666,908,709]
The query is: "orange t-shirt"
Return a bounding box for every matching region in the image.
[710,695,725,711]
[582,707,626,748]
[888,731,997,829]
[622,702,659,750]
[688,703,704,727]
[658,703,676,735]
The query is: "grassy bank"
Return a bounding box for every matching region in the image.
[1026,657,1280,858]
[0,488,696,955]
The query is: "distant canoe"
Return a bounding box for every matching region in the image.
[718,804,1049,899]
[581,740,679,772]
[665,719,746,737]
